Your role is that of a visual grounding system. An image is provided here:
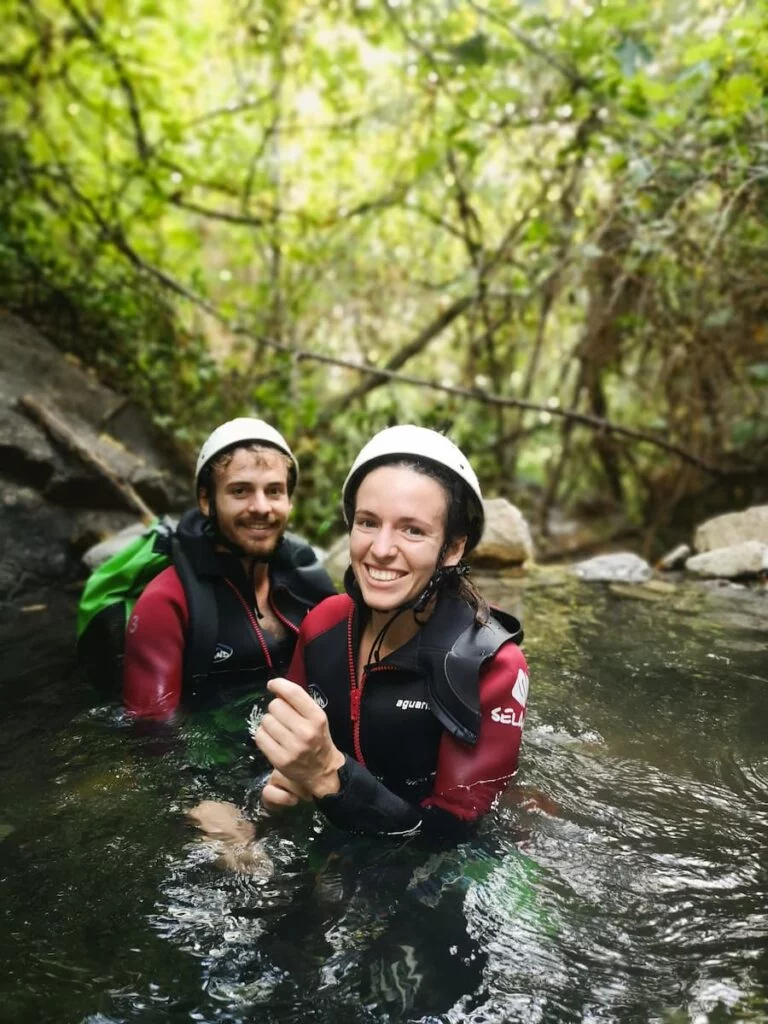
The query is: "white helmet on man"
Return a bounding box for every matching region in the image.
[195,417,298,492]
[342,424,484,551]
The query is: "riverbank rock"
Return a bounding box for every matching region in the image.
[658,543,691,571]
[694,506,768,553]
[472,498,535,568]
[572,552,652,584]
[685,540,768,579]
[321,497,536,579]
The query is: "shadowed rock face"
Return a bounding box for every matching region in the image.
[0,311,188,606]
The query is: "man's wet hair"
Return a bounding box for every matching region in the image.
[197,441,296,500]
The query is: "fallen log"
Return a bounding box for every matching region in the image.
[18,394,156,524]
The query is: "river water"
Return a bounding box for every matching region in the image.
[0,573,766,1024]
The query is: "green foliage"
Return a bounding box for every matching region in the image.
[1,0,767,543]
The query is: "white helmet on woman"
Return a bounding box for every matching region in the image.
[342,425,484,551]
[195,417,298,493]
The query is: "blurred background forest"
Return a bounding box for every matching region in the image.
[1,0,767,553]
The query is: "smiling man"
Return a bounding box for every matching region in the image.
[122,418,335,719]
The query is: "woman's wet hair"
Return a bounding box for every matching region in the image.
[197,441,296,501]
[346,456,489,624]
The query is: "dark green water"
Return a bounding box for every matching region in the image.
[1,574,766,1024]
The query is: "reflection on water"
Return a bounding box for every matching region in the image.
[0,578,766,1023]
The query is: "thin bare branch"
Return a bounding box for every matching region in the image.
[60,0,150,161]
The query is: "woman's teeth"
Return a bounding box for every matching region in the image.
[367,566,403,582]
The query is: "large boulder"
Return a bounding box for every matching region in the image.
[0,310,187,514]
[685,540,768,579]
[0,311,188,604]
[694,506,768,553]
[472,498,534,568]
[321,497,536,578]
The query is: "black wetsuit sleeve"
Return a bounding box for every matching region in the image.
[315,756,473,840]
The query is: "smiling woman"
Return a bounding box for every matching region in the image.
[244,425,531,839]
[350,465,465,617]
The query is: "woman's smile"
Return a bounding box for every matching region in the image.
[364,564,407,584]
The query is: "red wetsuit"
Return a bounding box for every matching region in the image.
[123,510,335,719]
[286,592,529,838]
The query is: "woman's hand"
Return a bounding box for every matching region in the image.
[254,678,346,799]
[261,768,312,813]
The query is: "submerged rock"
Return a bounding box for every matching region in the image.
[572,552,652,584]
[685,540,768,579]
[694,506,768,553]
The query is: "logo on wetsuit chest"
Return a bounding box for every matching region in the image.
[213,643,233,663]
[396,699,429,711]
[308,684,328,709]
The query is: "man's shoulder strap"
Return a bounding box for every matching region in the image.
[172,536,218,683]
[273,532,336,604]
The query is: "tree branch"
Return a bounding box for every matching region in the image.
[60,0,150,161]
[30,167,752,478]
[314,293,477,427]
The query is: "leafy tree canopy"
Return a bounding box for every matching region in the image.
[1,0,766,547]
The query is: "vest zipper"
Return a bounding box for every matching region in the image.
[268,594,300,635]
[346,607,372,767]
[223,577,273,670]
[346,608,398,767]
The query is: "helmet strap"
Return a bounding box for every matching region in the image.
[362,543,470,669]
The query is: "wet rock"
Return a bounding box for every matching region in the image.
[0,478,81,603]
[472,498,535,568]
[0,311,188,608]
[0,310,187,513]
[572,552,652,584]
[658,543,691,571]
[642,579,680,595]
[694,505,768,553]
[685,540,768,579]
[609,578,679,601]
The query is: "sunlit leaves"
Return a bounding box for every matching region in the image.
[2,0,767,536]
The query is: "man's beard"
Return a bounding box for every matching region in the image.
[231,517,286,557]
